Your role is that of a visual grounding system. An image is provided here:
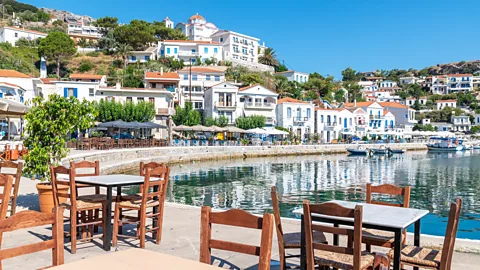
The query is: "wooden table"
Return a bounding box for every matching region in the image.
[51,248,219,269]
[75,175,149,251]
[293,200,429,270]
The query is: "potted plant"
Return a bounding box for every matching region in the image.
[24,95,97,213]
[240,138,249,146]
[66,138,77,148]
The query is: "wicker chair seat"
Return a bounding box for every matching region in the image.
[283,231,327,248]
[77,194,107,203]
[314,250,375,270]
[119,195,160,208]
[61,200,102,210]
[387,245,441,268]
[363,228,405,244]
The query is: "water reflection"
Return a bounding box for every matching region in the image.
[133,150,480,239]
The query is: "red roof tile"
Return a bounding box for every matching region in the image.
[70,74,105,80]
[0,82,22,89]
[436,99,457,103]
[0,70,30,78]
[378,102,409,109]
[278,97,309,104]
[145,72,180,79]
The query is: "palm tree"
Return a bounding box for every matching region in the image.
[115,43,133,68]
[77,38,88,48]
[259,47,279,67]
[275,78,292,98]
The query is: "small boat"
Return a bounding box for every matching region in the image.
[461,144,473,151]
[372,145,393,155]
[347,145,368,155]
[391,149,405,154]
[473,145,480,150]
[427,141,463,152]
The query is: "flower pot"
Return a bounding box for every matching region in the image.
[36,183,69,213]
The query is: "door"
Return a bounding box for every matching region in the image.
[327,131,330,142]
[344,118,347,128]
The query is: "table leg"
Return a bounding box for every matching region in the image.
[393,229,402,270]
[300,215,306,270]
[104,187,112,251]
[333,223,339,246]
[413,220,421,270]
[117,186,122,234]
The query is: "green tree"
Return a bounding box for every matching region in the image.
[258,47,279,67]
[94,16,119,36]
[115,43,133,68]
[275,76,293,98]
[235,115,266,129]
[77,59,94,73]
[23,95,97,180]
[97,31,117,55]
[151,21,187,40]
[172,102,201,126]
[275,63,288,73]
[38,32,76,78]
[341,67,360,81]
[240,73,264,86]
[334,89,346,103]
[405,84,425,99]
[113,20,155,50]
[471,126,480,133]
[77,38,88,48]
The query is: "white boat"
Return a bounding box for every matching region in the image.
[473,145,480,150]
[427,141,463,152]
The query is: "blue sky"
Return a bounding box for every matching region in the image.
[25,0,480,78]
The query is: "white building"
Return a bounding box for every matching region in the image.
[275,71,309,84]
[144,71,180,105]
[158,40,223,65]
[238,84,278,127]
[70,74,107,86]
[128,47,157,64]
[0,26,47,46]
[405,97,427,107]
[427,75,447,94]
[473,76,480,89]
[204,82,239,125]
[371,91,402,103]
[399,76,419,85]
[451,114,471,132]
[67,21,101,38]
[174,14,219,41]
[177,67,226,110]
[0,69,39,102]
[474,114,480,126]
[343,101,395,132]
[379,80,398,88]
[349,108,368,137]
[314,108,355,143]
[277,98,314,139]
[358,81,378,93]
[379,102,417,132]
[436,99,457,110]
[0,82,26,103]
[446,74,473,93]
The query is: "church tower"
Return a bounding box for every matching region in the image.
[163,17,174,29]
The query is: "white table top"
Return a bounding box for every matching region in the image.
[293,200,429,229]
[75,174,147,187]
[51,248,219,269]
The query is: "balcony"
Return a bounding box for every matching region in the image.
[215,102,237,110]
[178,51,200,57]
[265,117,275,125]
[294,117,309,123]
[244,102,275,110]
[370,115,386,120]
[157,108,175,116]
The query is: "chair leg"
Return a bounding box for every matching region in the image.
[139,208,146,249]
[94,209,100,233]
[366,243,372,252]
[80,211,87,240]
[112,203,119,248]
[155,207,163,245]
[10,197,17,215]
[71,211,77,254]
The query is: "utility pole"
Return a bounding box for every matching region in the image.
[189,57,192,103]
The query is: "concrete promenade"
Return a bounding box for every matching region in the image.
[3,144,480,269]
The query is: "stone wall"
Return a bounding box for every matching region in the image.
[65,143,427,174]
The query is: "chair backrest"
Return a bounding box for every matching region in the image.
[270,187,285,253]
[200,206,273,270]
[141,166,170,205]
[0,207,64,270]
[0,175,13,220]
[0,162,22,199]
[303,201,363,270]
[139,161,166,176]
[366,183,410,208]
[440,198,462,270]
[70,160,100,177]
[50,166,76,208]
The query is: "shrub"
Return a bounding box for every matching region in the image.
[77,60,95,73]
[235,115,266,130]
[86,51,100,57]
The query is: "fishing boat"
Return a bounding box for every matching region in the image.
[427,139,463,152]
[391,149,405,154]
[372,145,393,155]
[347,145,373,156]
[473,145,480,150]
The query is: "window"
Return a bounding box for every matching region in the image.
[149,97,155,105]
[151,83,156,88]
[214,76,220,81]
[174,48,178,54]
[14,33,18,37]
[214,48,218,53]
[183,74,188,80]
[64,88,77,98]
[321,115,324,123]
[131,56,136,61]
[204,47,208,53]
[126,97,132,102]
[287,107,292,118]
[306,108,311,118]
[239,97,245,102]
[206,75,211,81]
[160,50,164,55]
[88,88,94,97]
[137,97,144,102]
[166,48,171,54]
[296,75,299,81]
[194,102,203,109]
[191,58,196,63]
[220,37,224,42]
[192,75,198,81]
[145,56,150,61]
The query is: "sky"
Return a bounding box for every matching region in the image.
[24,0,480,79]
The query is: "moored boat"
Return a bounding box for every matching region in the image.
[347,145,368,155]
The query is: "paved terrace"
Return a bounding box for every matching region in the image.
[4,145,480,269]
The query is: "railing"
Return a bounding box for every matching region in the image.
[244,102,275,109]
[294,117,309,123]
[215,102,237,108]
[325,122,337,127]
[178,51,200,57]
[165,87,176,92]
[370,115,385,120]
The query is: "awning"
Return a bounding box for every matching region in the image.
[246,128,267,134]
[0,99,28,116]
[225,126,247,133]
[263,127,288,135]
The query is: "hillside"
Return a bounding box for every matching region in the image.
[428,60,480,75]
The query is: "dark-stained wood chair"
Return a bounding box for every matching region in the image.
[199,206,274,270]
[387,198,462,270]
[112,165,170,248]
[51,165,107,254]
[364,183,410,251]
[0,174,13,220]
[0,207,64,270]
[271,186,326,270]
[0,162,21,216]
[303,200,388,270]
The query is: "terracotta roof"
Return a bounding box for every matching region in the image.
[163,40,220,45]
[436,99,457,103]
[145,72,180,80]
[40,78,57,84]
[277,97,309,104]
[344,101,375,107]
[379,102,409,109]
[314,107,345,112]
[190,14,205,20]
[1,26,47,35]
[0,82,22,89]
[447,74,473,77]
[0,69,30,78]
[178,67,224,73]
[70,74,105,80]
[238,83,276,93]
[365,76,384,79]
[406,97,416,100]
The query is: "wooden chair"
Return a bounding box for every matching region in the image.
[199,206,274,270]
[112,165,170,248]
[0,145,10,162]
[51,165,107,254]
[303,201,387,270]
[364,183,410,251]
[271,186,326,270]
[0,162,22,216]
[387,198,462,270]
[0,174,13,220]
[0,207,64,270]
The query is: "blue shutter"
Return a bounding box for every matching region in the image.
[0,93,3,98]
[64,88,68,97]
[73,88,78,98]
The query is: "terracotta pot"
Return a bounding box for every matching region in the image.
[36,183,69,213]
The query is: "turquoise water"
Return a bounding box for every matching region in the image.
[131,150,480,239]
